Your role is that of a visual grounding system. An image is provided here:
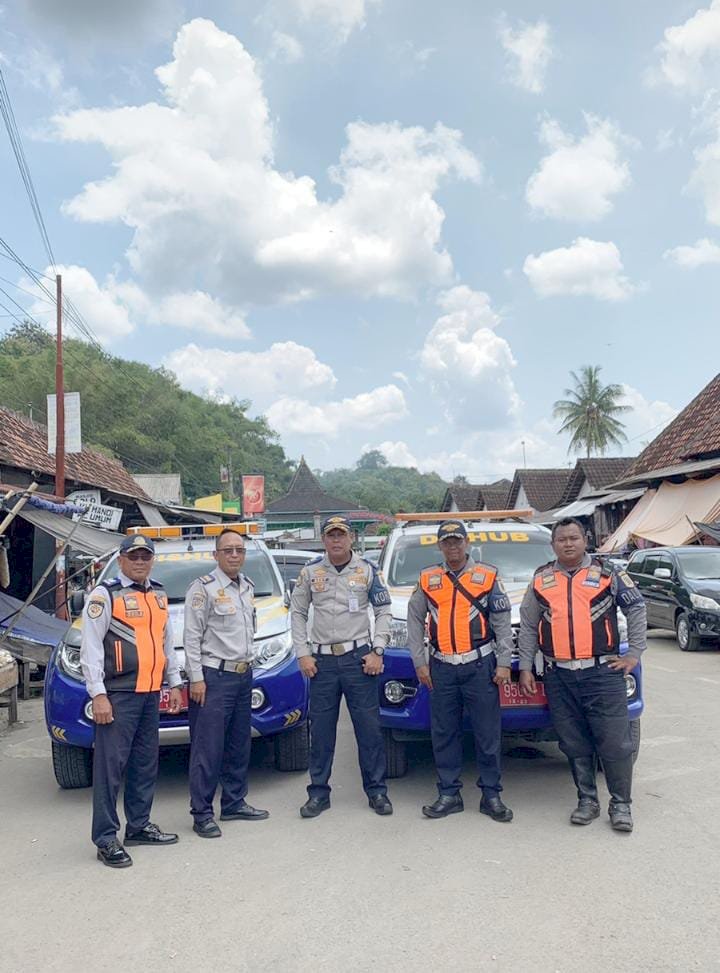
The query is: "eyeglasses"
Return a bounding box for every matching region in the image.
[216,546,246,555]
[124,551,154,562]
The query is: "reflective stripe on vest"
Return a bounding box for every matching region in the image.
[532,561,619,660]
[419,564,496,655]
[102,584,169,692]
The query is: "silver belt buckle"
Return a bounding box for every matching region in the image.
[331,643,346,656]
[233,661,251,673]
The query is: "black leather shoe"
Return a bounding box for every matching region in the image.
[193,818,222,838]
[300,797,331,818]
[220,801,270,821]
[97,839,133,868]
[570,799,601,826]
[422,794,464,819]
[479,795,513,822]
[608,802,633,832]
[124,822,179,845]
[369,794,393,815]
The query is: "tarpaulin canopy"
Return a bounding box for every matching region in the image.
[0,590,70,663]
[694,521,720,544]
[600,476,720,551]
[554,488,646,522]
[15,505,124,557]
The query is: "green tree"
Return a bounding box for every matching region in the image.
[356,450,388,471]
[553,365,630,457]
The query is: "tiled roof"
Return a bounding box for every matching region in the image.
[624,373,720,478]
[0,406,149,500]
[441,478,511,512]
[265,457,366,514]
[508,469,573,512]
[559,457,636,505]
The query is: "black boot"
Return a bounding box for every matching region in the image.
[568,757,600,826]
[603,756,634,832]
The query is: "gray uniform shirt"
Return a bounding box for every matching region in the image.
[80,570,181,698]
[183,567,255,683]
[290,552,392,658]
[517,554,647,670]
[406,554,513,670]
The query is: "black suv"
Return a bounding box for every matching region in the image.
[627,546,720,651]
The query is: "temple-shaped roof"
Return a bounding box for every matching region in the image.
[265,457,366,514]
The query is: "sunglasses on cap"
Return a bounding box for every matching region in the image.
[123,550,154,562]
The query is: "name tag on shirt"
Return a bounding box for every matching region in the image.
[214,596,236,615]
[348,595,360,613]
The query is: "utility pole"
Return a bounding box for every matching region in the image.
[521,439,527,469]
[227,449,235,501]
[54,274,67,619]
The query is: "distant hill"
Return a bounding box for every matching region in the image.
[318,451,447,515]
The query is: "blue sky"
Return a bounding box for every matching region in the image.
[1,0,719,481]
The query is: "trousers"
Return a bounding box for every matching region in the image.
[188,665,252,822]
[307,647,386,799]
[92,690,159,848]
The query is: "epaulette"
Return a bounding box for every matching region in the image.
[149,577,164,588]
[100,578,122,590]
[199,574,215,584]
[597,559,614,578]
[421,562,444,573]
[308,556,324,566]
[534,560,555,576]
[244,574,255,587]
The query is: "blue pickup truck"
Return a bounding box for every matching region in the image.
[44,526,309,788]
[375,516,643,776]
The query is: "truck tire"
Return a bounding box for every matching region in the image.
[274,723,309,772]
[383,728,408,779]
[630,718,641,764]
[52,740,93,789]
[676,612,701,651]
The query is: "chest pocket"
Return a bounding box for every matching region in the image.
[213,597,237,616]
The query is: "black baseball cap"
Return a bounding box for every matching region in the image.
[437,520,468,541]
[119,534,156,554]
[321,515,352,535]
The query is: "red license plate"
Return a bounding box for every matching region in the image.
[159,684,189,713]
[499,681,547,707]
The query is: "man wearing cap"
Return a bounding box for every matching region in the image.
[291,515,393,818]
[407,520,514,822]
[80,534,184,868]
[518,517,646,832]
[183,528,269,838]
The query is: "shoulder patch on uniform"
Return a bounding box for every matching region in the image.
[190,590,206,610]
[87,599,105,619]
[617,569,635,587]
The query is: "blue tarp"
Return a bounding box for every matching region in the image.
[0,591,70,662]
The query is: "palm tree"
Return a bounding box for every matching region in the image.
[553,365,630,457]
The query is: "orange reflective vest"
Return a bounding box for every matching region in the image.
[101,579,169,692]
[419,562,496,655]
[532,559,619,660]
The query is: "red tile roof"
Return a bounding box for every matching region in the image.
[558,457,636,505]
[624,373,720,477]
[0,406,149,500]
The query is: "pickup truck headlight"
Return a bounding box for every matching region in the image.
[58,640,83,681]
[253,630,293,671]
[690,593,720,611]
[388,618,408,648]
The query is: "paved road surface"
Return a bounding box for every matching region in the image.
[1,634,718,972]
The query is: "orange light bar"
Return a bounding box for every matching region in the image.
[127,521,263,538]
[396,510,533,523]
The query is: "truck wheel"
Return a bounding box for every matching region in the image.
[676,612,701,651]
[52,740,93,789]
[383,728,408,779]
[630,719,641,765]
[274,723,309,772]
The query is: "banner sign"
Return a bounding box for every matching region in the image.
[242,475,265,516]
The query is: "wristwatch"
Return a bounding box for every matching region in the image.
[372,646,384,657]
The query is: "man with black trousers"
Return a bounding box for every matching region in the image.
[80,533,183,868]
[518,517,646,832]
[407,520,514,822]
[184,529,269,837]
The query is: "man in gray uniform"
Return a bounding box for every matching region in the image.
[518,517,646,832]
[407,520,514,822]
[291,515,393,818]
[184,529,269,838]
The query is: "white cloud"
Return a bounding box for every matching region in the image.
[650,0,720,90]
[498,18,552,94]
[163,341,336,409]
[22,264,134,344]
[362,440,419,467]
[118,286,251,339]
[419,285,520,429]
[269,31,304,62]
[523,237,636,301]
[266,384,407,437]
[391,371,410,387]
[526,114,632,221]
[287,0,381,42]
[5,45,80,109]
[688,122,720,225]
[619,385,678,447]
[664,237,720,267]
[53,18,480,307]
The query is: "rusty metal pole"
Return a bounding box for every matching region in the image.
[54,274,67,619]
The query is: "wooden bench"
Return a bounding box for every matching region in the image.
[0,651,18,725]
